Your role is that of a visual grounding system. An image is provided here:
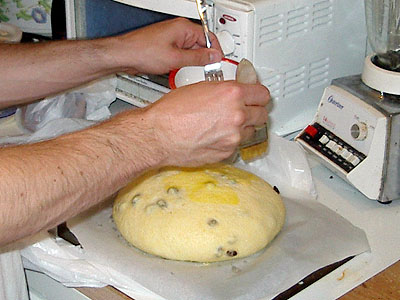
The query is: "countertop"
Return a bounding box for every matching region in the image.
[339,259,400,299]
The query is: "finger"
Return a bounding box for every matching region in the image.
[208,31,223,52]
[240,83,270,107]
[176,48,223,68]
[242,106,268,127]
[182,20,223,53]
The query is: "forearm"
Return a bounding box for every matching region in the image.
[0,108,165,246]
[0,17,223,108]
[0,38,125,108]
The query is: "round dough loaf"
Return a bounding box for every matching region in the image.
[113,164,285,262]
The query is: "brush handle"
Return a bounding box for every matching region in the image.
[228,59,268,163]
[235,58,257,85]
[236,58,268,143]
[223,59,268,163]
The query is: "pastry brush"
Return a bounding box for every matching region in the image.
[236,58,268,162]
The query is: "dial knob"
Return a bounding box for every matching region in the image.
[216,30,235,56]
[351,122,368,141]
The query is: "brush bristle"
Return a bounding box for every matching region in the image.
[239,141,268,162]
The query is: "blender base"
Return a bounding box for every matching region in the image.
[361,54,400,95]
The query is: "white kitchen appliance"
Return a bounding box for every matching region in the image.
[296,0,400,203]
[66,0,368,136]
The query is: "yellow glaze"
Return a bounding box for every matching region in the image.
[163,170,239,205]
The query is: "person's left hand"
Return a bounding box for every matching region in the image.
[109,17,224,75]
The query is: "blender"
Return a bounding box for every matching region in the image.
[295,0,400,203]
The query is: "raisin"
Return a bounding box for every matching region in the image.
[207,218,218,227]
[204,181,216,187]
[226,250,238,257]
[132,194,141,205]
[273,186,280,194]
[157,199,168,208]
[167,186,179,194]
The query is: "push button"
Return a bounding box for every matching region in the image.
[340,149,352,160]
[305,125,318,138]
[326,140,337,151]
[319,135,329,145]
[334,145,344,155]
[347,154,361,166]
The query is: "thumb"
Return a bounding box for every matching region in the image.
[178,48,223,68]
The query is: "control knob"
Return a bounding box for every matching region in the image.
[216,30,235,56]
[351,122,368,141]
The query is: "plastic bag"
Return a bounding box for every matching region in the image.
[0,76,117,145]
[18,93,87,132]
[235,133,317,200]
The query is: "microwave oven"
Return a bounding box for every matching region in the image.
[66,0,368,136]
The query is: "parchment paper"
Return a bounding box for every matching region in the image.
[21,134,370,299]
[68,195,369,300]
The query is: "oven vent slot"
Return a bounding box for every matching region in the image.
[258,5,313,45]
[308,57,330,88]
[283,66,306,98]
[286,6,309,38]
[312,0,333,30]
[259,14,284,46]
[262,57,329,101]
[257,0,333,45]
[263,74,282,102]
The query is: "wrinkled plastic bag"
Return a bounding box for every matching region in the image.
[0,76,117,145]
[21,231,110,288]
[236,133,317,200]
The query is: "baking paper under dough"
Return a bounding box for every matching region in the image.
[113,164,285,262]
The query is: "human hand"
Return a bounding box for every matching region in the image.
[111,18,224,75]
[143,81,270,167]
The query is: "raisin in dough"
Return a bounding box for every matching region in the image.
[113,164,285,262]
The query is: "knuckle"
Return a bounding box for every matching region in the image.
[220,150,235,161]
[229,132,242,145]
[232,109,246,126]
[174,17,188,26]
[259,107,268,122]
[217,82,242,105]
[226,83,243,99]
[263,109,269,122]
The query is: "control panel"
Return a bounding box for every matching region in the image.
[297,123,366,173]
[214,1,253,61]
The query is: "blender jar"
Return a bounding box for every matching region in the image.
[365,0,400,71]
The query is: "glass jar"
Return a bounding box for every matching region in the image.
[365,0,400,71]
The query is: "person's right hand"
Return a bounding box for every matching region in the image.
[143,80,270,167]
